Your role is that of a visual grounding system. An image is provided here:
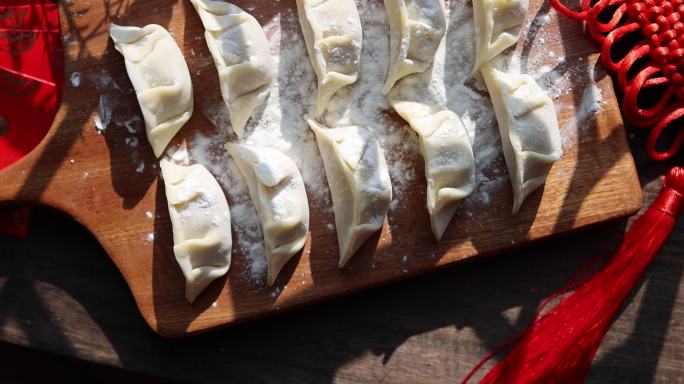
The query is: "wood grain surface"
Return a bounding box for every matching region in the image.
[0,155,681,383]
[0,0,642,336]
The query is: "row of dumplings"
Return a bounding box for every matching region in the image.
[109,0,562,303]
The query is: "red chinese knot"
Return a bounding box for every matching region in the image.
[550,0,684,159]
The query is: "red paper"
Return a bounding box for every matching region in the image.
[0,0,63,238]
[0,3,60,31]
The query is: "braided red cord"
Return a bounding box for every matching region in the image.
[551,0,684,160]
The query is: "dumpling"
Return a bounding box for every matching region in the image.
[226,144,309,285]
[390,101,475,240]
[190,0,273,137]
[383,0,446,94]
[160,160,232,303]
[471,0,528,74]
[480,65,562,213]
[110,24,193,158]
[307,119,392,267]
[296,0,363,116]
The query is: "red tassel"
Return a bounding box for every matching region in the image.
[464,167,684,384]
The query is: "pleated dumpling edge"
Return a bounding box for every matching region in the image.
[390,100,476,241]
[160,160,232,303]
[383,0,447,94]
[307,118,392,267]
[226,143,310,285]
[190,0,274,138]
[481,65,562,214]
[110,23,193,158]
[296,0,363,116]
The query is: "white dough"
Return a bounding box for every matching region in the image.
[190,0,273,137]
[296,0,363,116]
[471,0,528,74]
[390,101,475,240]
[481,65,562,214]
[226,144,309,285]
[160,160,232,303]
[388,37,475,240]
[383,0,446,94]
[307,119,392,267]
[110,24,193,158]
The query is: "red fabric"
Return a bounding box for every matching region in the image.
[0,1,62,169]
[0,3,60,31]
[464,167,684,383]
[0,0,63,238]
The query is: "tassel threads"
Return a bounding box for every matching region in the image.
[464,167,684,384]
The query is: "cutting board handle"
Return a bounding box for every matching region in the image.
[0,112,58,203]
[0,106,91,215]
[0,123,56,206]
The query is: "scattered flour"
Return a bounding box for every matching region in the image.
[125,137,138,148]
[560,83,604,149]
[270,285,281,298]
[171,145,190,165]
[90,71,120,134]
[116,114,146,174]
[120,116,142,134]
[90,71,147,173]
[107,1,596,283]
[520,8,603,125]
[576,83,604,122]
[536,14,551,26]
[70,72,81,88]
[171,0,525,279]
[321,0,420,207]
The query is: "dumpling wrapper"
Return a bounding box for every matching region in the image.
[226,143,309,285]
[471,0,528,75]
[481,65,562,213]
[190,0,273,137]
[308,119,392,267]
[296,0,363,116]
[390,101,475,240]
[383,0,446,94]
[160,160,232,303]
[110,24,193,158]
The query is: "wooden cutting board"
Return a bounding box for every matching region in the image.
[0,0,642,337]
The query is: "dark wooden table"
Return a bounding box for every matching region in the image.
[0,127,682,383]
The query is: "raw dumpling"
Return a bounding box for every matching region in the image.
[226,144,309,285]
[390,100,475,240]
[307,119,392,267]
[296,0,363,116]
[471,0,528,74]
[160,160,232,303]
[481,65,562,214]
[383,0,446,94]
[110,24,193,158]
[190,0,273,137]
